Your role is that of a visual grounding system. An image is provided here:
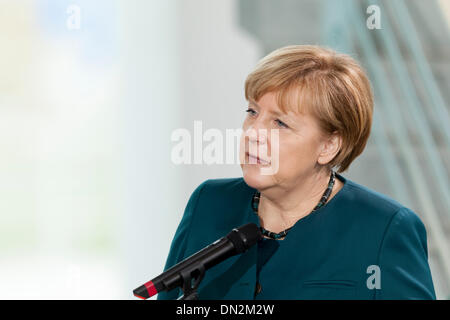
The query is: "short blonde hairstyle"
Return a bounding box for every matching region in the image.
[244,45,373,173]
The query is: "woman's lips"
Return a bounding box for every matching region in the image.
[246,152,271,165]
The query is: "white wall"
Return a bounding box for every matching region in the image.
[119,0,261,299]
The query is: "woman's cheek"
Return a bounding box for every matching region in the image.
[239,134,247,166]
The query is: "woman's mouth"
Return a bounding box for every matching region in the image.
[246,152,271,165]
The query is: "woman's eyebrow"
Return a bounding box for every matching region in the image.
[248,100,260,108]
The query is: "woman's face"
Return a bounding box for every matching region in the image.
[239,91,329,191]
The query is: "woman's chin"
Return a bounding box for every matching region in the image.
[241,166,274,190]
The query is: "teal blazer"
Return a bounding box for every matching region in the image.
[157,173,435,300]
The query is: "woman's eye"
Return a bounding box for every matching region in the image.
[245,108,257,116]
[275,119,288,128]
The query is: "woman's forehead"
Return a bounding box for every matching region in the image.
[252,88,312,114]
[250,91,311,121]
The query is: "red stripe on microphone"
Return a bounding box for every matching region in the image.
[144,280,158,297]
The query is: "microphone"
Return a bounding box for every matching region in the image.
[133,222,262,300]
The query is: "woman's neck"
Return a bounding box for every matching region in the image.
[257,169,343,233]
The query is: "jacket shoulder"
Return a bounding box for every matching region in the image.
[342,179,408,223]
[330,175,428,230]
[336,178,427,247]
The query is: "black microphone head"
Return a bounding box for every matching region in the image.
[226,223,262,254]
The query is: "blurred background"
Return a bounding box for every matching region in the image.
[0,0,449,299]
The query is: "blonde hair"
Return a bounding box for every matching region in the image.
[244,45,373,173]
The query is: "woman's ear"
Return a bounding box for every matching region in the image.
[318,132,342,166]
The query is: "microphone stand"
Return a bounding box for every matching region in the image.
[176,262,206,300]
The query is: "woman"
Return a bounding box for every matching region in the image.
[157,45,435,300]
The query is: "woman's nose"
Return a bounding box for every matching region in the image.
[246,124,268,145]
